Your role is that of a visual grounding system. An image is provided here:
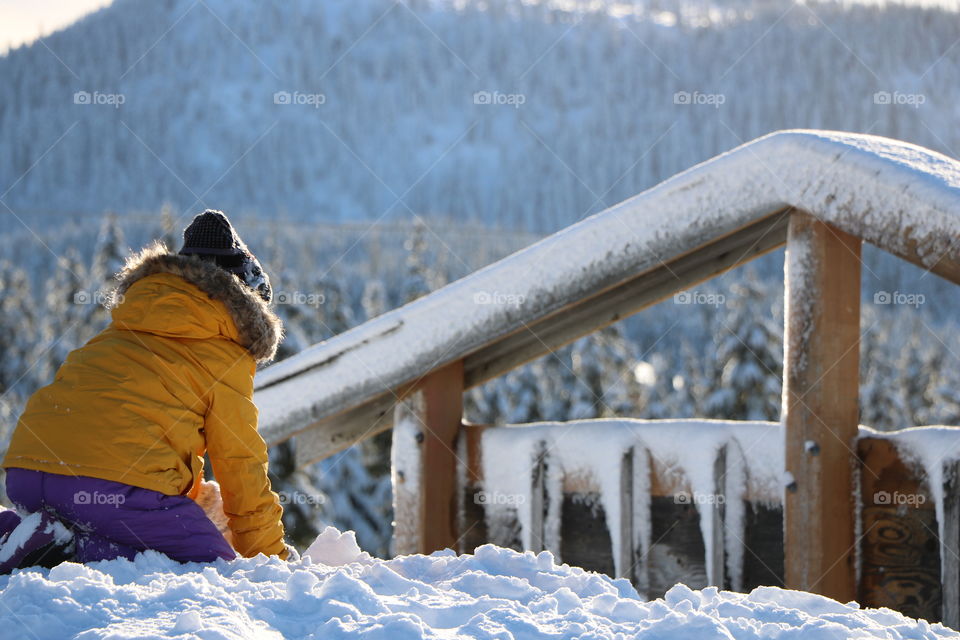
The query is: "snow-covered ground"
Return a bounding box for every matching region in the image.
[0,527,954,639]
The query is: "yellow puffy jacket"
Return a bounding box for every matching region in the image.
[3,243,287,559]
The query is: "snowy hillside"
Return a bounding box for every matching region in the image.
[2,0,959,229]
[0,528,954,639]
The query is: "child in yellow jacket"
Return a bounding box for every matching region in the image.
[0,211,287,570]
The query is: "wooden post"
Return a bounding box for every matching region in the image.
[942,460,960,628]
[391,360,464,555]
[783,212,861,601]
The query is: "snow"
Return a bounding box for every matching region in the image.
[0,512,41,564]
[0,537,955,639]
[303,527,370,568]
[254,130,960,447]
[480,419,784,589]
[391,401,424,555]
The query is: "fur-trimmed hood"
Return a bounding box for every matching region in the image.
[111,242,283,364]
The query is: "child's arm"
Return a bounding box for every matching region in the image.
[203,377,287,559]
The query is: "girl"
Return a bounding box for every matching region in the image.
[0,210,288,570]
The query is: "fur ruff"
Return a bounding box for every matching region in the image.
[111,242,283,364]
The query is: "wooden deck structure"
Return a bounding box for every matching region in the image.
[452,420,960,625]
[254,130,960,626]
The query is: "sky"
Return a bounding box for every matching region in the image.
[0,0,113,54]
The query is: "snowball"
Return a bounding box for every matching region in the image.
[303,527,364,567]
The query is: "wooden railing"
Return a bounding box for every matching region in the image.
[254,131,960,615]
[397,419,960,626]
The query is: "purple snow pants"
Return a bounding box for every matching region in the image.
[3,468,235,564]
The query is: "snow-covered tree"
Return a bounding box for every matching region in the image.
[703,275,782,421]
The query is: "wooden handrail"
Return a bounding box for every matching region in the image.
[256,130,960,457]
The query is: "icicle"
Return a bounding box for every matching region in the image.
[391,398,423,556]
[633,447,652,598]
[723,440,747,592]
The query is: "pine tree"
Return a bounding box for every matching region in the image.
[536,347,578,422]
[703,275,782,421]
[401,217,432,303]
[90,213,127,284]
[361,279,387,321]
[568,326,637,419]
[860,313,910,430]
[159,204,178,250]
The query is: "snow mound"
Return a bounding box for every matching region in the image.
[302,526,371,567]
[0,539,955,639]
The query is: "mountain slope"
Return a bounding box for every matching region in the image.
[1,0,958,230]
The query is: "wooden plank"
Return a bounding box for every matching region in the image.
[560,492,615,577]
[646,451,708,595]
[858,437,940,623]
[941,459,960,627]
[460,486,490,554]
[648,495,708,595]
[464,211,789,388]
[783,212,861,601]
[649,458,692,497]
[827,221,960,287]
[294,391,398,467]
[458,423,490,554]
[463,422,488,486]
[487,511,524,552]
[418,360,465,554]
[742,502,784,590]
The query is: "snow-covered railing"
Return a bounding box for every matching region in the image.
[399,419,960,626]
[256,130,960,459]
[254,129,960,617]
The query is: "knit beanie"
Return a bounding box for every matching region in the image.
[179,210,272,303]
